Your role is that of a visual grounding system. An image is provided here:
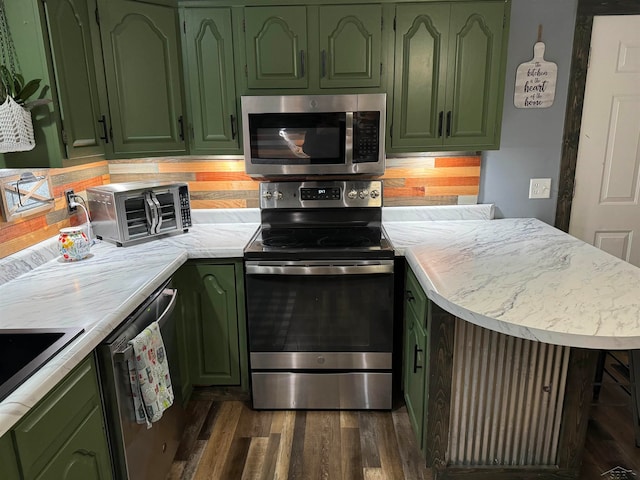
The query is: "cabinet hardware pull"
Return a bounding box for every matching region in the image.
[98,115,109,144]
[300,50,305,78]
[321,50,326,78]
[230,115,237,139]
[446,111,452,137]
[437,111,444,137]
[413,344,423,373]
[178,115,185,141]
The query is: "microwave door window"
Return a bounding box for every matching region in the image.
[249,113,346,165]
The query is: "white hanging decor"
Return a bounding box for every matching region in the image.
[0,95,36,153]
[514,26,557,109]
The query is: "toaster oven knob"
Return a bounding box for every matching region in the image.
[262,191,273,200]
[359,189,369,199]
[347,189,358,199]
[370,189,380,199]
[274,191,284,200]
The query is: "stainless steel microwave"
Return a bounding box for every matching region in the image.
[241,94,386,177]
[87,181,192,246]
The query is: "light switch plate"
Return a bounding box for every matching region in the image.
[529,178,551,199]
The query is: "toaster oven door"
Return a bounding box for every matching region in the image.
[119,190,181,242]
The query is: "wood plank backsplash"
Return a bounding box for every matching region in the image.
[0,154,480,258]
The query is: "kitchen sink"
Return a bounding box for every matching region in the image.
[0,328,84,402]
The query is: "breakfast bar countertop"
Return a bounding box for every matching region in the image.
[402,217,640,350]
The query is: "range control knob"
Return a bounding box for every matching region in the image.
[370,189,380,199]
[262,191,272,200]
[274,191,284,200]
[359,189,369,199]
[347,189,358,200]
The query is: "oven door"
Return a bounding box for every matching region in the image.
[245,260,394,369]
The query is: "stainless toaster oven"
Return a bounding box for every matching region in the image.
[87,181,192,246]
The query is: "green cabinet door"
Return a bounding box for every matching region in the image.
[97,0,186,157]
[13,356,112,480]
[0,433,20,480]
[444,2,506,149]
[182,8,240,154]
[391,4,450,149]
[403,266,429,452]
[176,263,241,386]
[318,5,383,89]
[43,0,109,161]
[244,6,308,89]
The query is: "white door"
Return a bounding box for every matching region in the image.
[569,15,640,267]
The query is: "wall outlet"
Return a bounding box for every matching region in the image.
[65,189,77,214]
[529,178,551,199]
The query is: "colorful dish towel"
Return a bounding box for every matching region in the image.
[127,321,174,428]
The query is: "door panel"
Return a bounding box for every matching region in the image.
[570,15,640,268]
[182,8,239,154]
[244,6,308,89]
[391,4,449,149]
[319,5,382,88]
[98,0,185,156]
[445,2,504,148]
[44,0,107,160]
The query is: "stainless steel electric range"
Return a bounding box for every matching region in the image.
[244,180,394,410]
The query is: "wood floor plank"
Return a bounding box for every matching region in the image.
[194,401,243,479]
[363,467,385,480]
[198,401,222,441]
[259,433,281,480]
[340,411,359,429]
[372,411,406,480]
[273,411,296,480]
[391,406,432,480]
[341,427,364,480]
[219,437,252,480]
[236,405,274,438]
[302,411,342,480]
[359,413,382,468]
[287,411,307,480]
[242,437,269,480]
[175,399,214,461]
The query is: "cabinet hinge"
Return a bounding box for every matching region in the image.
[61,129,68,146]
[393,17,396,31]
[95,7,100,26]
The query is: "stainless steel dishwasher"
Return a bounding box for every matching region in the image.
[96,279,185,480]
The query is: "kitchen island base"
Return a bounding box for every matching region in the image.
[419,303,599,479]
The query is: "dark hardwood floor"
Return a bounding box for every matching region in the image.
[169,365,640,480]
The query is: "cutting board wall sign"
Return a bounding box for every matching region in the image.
[514,42,557,108]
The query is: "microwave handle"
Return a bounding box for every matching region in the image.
[150,192,162,233]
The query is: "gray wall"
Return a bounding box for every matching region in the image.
[479,0,578,225]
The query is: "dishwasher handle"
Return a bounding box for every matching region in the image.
[114,287,178,363]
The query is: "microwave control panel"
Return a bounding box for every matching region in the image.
[179,185,192,228]
[353,111,380,163]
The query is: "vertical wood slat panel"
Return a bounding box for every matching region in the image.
[448,319,570,467]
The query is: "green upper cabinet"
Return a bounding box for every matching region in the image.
[181,8,240,154]
[242,4,384,92]
[318,5,382,89]
[97,0,186,158]
[244,6,308,89]
[43,0,109,162]
[391,1,509,152]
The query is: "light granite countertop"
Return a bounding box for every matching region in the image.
[404,218,640,350]
[2,205,639,437]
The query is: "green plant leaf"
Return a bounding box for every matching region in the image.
[16,79,42,104]
[13,73,24,93]
[0,66,13,98]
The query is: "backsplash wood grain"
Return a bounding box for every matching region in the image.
[0,154,479,258]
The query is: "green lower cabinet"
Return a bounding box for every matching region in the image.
[403,265,430,453]
[0,433,20,480]
[12,355,112,480]
[175,260,248,390]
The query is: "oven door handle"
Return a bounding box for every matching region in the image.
[245,263,393,275]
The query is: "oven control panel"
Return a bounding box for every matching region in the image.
[260,181,382,208]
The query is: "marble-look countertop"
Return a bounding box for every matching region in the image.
[0,221,258,437]
[404,218,640,350]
